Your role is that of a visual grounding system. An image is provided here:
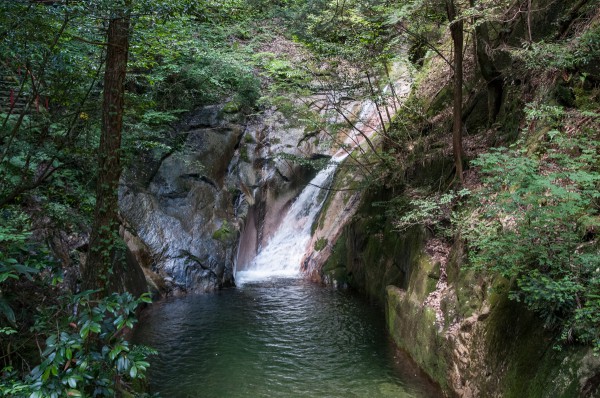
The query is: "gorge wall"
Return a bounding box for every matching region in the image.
[119,103,325,294]
[315,172,599,397]
[307,2,600,396]
[116,1,599,394]
[118,57,410,294]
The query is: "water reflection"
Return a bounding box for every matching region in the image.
[133,278,441,398]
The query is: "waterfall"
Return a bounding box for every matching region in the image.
[234,97,376,285]
[235,157,343,285]
[235,67,408,285]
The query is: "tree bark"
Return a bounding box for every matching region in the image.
[469,0,503,126]
[446,0,464,184]
[83,10,130,293]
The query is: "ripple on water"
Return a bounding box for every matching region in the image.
[133,278,441,398]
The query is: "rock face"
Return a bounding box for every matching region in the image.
[301,160,365,284]
[302,60,414,285]
[120,105,325,294]
[317,164,599,398]
[118,58,411,294]
[386,275,600,398]
[120,105,243,293]
[235,109,324,272]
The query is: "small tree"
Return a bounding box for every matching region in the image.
[446,0,465,184]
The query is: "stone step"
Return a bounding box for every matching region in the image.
[0,100,27,106]
[0,104,29,110]
[0,89,25,96]
[0,109,28,116]
[0,92,28,100]
[0,93,28,100]
[0,74,39,115]
[1,90,32,97]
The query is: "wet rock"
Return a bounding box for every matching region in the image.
[234,107,329,271]
[120,105,244,293]
[121,104,329,292]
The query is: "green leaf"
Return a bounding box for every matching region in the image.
[109,344,126,361]
[89,322,101,334]
[129,365,138,378]
[0,298,16,324]
[116,356,130,372]
[79,323,90,339]
[67,377,77,388]
[140,293,153,303]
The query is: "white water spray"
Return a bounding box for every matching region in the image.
[234,104,373,285]
[235,103,378,285]
[235,155,345,285]
[235,68,408,285]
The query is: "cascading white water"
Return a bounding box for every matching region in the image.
[235,102,380,285]
[235,70,407,285]
[234,101,374,285]
[235,156,345,285]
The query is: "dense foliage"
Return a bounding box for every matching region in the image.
[383,0,600,351]
[0,0,265,395]
[3,292,154,397]
[465,107,600,349]
[0,207,154,396]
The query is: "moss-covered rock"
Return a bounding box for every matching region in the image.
[386,285,450,392]
[311,2,600,395]
[212,221,235,243]
[322,128,596,397]
[314,237,327,251]
[222,100,242,114]
[385,268,596,398]
[320,191,423,303]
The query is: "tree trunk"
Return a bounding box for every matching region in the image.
[83,11,130,293]
[469,0,503,126]
[446,0,464,184]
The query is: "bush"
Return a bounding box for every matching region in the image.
[314,237,328,251]
[512,24,600,72]
[1,214,156,397]
[464,108,600,349]
[1,291,155,398]
[154,50,261,111]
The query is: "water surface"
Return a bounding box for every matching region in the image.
[133,278,441,398]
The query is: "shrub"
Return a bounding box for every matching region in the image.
[0,214,156,397]
[24,292,154,398]
[464,109,600,349]
[314,237,328,251]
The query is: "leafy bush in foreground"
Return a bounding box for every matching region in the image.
[1,290,154,398]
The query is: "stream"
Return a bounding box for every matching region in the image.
[133,277,441,397]
[132,75,439,397]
